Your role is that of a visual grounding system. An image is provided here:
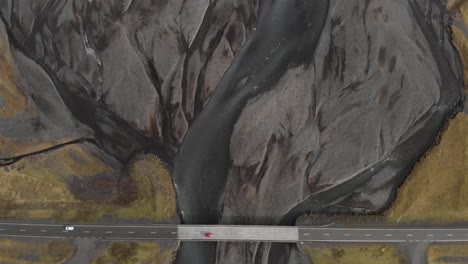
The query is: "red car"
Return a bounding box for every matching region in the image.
[204,232,214,238]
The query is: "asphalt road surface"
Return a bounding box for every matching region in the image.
[1,223,468,243]
[0,223,177,241]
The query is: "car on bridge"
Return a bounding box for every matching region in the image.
[204,232,213,238]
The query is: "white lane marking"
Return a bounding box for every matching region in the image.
[0,229,4,231]
[325,239,468,243]
[102,237,183,241]
[0,223,180,229]
[171,232,177,234]
[128,231,134,234]
[41,230,47,233]
[303,233,310,236]
[239,232,245,235]
[427,234,434,237]
[299,227,468,231]
[364,234,371,237]
[344,234,351,236]
[150,232,157,234]
[300,239,407,243]
[0,234,67,239]
[19,229,26,232]
[406,234,413,237]
[84,231,91,233]
[62,231,68,233]
[323,234,330,236]
[447,234,453,237]
[105,231,112,234]
[385,234,392,237]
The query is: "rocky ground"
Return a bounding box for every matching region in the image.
[0,0,465,263]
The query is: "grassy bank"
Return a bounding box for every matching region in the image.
[114,155,177,222]
[0,239,74,264]
[427,243,468,264]
[448,0,468,93]
[385,113,468,223]
[93,241,177,264]
[0,145,178,223]
[302,244,405,264]
[297,213,386,226]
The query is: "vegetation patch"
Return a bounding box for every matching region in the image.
[427,243,468,264]
[93,241,177,264]
[114,155,177,222]
[0,239,74,264]
[302,243,405,264]
[0,144,178,223]
[297,213,386,226]
[448,0,468,93]
[386,113,468,223]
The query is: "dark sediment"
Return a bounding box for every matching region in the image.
[173,0,328,262]
[173,0,329,225]
[0,0,464,263]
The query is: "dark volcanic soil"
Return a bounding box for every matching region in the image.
[0,0,464,263]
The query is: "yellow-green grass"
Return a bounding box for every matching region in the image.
[297,213,386,226]
[93,241,177,264]
[385,113,468,224]
[452,25,468,92]
[303,244,405,264]
[0,239,74,264]
[447,0,468,11]
[427,243,468,264]
[0,144,177,223]
[448,0,468,93]
[114,155,177,222]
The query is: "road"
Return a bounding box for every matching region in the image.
[0,223,468,243]
[297,227,468,243]
[0,223,177,241]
